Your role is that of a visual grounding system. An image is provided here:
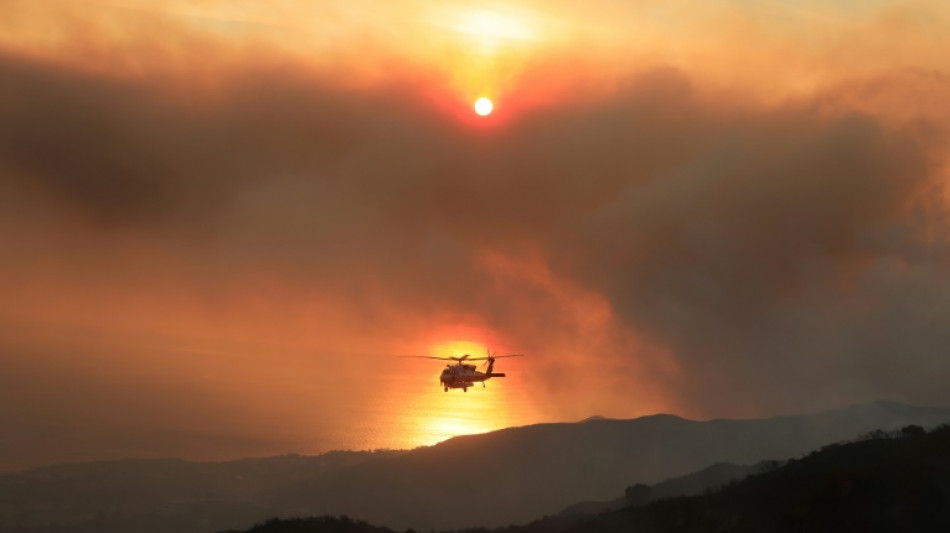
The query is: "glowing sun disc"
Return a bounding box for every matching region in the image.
[474,97,493,116]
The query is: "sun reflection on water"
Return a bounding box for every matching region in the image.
[408,385,512,445]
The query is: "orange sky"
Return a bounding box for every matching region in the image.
[0,0,949,471]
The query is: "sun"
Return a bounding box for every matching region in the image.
[474,97,493,116]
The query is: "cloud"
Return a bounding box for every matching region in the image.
[0,1,949,468]
[558,101,944,413]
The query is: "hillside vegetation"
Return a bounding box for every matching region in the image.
[226,423,950,533]
[3,401,948,532]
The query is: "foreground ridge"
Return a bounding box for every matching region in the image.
[227,423,950,533]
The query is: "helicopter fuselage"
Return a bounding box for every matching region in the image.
[440,363,505,392]
[399,351,522,392]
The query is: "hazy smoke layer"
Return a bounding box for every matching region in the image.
[0,0,948,470]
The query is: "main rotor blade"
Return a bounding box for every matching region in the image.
[397,356,459,361]
[463,354,525,361]
[397,355,483,361]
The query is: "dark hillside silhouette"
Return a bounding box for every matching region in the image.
[567,423,950,533]
[262,400,949,530]
[497,459,776,533]
[221,516,395,533]
[2,401,948,533]
[226,424,950,533]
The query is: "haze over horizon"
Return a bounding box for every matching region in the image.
[1,0,949,472]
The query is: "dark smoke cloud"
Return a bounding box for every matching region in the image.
[559,106,946,412]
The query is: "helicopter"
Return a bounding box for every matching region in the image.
[401,350,524,392]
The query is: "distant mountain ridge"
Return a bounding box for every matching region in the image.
[1,400,947,533]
